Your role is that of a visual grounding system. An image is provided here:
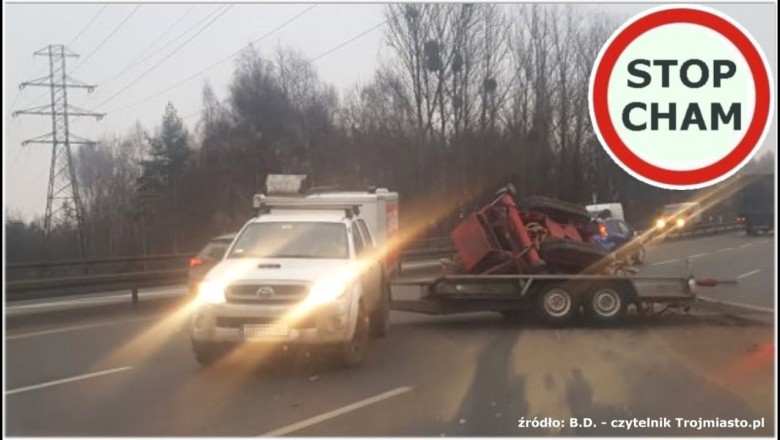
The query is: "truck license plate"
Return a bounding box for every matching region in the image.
[243,323,289,338]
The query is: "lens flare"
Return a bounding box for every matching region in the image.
[196,281,226,305]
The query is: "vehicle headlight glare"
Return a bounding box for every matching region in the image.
[676,218,685,228]
[308,278,348,306]
[655,219,666,229]
[198,281,226,304]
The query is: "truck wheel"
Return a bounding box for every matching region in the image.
[339,300,369,368]
[192,341,229,366]
[523,196,592,224]
[369,281,391,338]
[537,284,578,325]
[585,284,628,324]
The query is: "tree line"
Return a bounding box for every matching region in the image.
[6,4,774,262]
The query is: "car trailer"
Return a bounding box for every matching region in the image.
[391,263,730,325]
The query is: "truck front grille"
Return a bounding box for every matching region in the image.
[216,316,316,329]
[225,283,309,304]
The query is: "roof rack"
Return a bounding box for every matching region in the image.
[306,185,384,194]
[253,195,361,218]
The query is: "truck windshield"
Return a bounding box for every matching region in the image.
[228,222,349,259]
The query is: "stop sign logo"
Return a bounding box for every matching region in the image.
[589,5,773,189]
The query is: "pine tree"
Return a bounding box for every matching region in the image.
[137,103,191,252]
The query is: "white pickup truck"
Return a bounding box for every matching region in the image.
[190,180,397,368]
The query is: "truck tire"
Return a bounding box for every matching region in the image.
[369,280,391,338]
[339,300,369,368]
[523,196,591,224]
[536,284,578,326]
[584,283,628,324]
[192,341,230,366]
[539,239,610,272]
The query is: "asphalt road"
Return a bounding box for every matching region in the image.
[5,231,775,436]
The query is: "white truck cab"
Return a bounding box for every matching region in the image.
[189,176,395,368]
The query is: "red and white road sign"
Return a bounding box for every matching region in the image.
[589,5,773,190]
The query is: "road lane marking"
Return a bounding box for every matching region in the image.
[697,296,773,314]
[716,247,735,253]
[260,386,413,436]
[737,269,762,281]
[689,252,710,259]
[739,243,753,248]
[651,259,679,266]
[6,366,133,396]
[6,317,159,340]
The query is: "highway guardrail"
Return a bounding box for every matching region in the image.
[4,225,743,303]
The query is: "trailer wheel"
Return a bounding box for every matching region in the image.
[536,284,578,325]
[585,284,628,323]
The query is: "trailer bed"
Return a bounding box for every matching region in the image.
[391,273,702,318]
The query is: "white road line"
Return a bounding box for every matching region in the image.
[737,269,762,281]
[260,386,413,437]
[739,243,753,249]
[716,247,735,253]
[689,252,710,259]
[652,259,679,266]
[6,366,133,396]
[6,316,159,341]
[697,296,773,314]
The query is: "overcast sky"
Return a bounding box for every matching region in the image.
[3,2,776,220]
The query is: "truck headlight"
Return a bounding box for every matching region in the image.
[676,218,686,228]
[655,218,667,229]
[197,281,226,305]
[307,278,348,306]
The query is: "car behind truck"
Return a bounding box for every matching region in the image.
[189,176,398,368]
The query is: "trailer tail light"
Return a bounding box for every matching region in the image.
[189,257,204,268]
[695,278,718,287]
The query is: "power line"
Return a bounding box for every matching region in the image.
[69,4,110,47]
[311,20,385,62]
[95,4,234,110]
[73,4,142,73]
[94,5,211,88]
[106,4,317,115]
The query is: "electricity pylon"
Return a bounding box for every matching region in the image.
[13,44,104,257]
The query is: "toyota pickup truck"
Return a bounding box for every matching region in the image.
[190,181,394,368]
